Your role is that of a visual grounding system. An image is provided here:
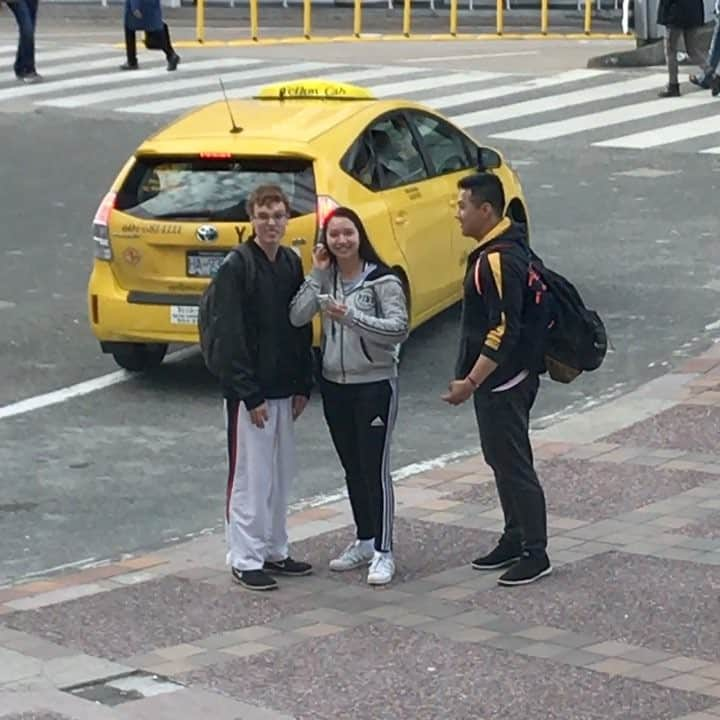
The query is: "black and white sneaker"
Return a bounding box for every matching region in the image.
[497,552,552,586]
[471,541,522,570]
[231,567,278,591]
[263,557,313,576]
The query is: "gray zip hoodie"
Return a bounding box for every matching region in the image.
[289,263,409,384]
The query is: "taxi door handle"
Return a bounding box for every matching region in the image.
[394,211,408,225]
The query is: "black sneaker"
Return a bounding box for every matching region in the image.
[167,53,180,71]
[264,557,313,576]
[119,61,139,71]
[231,567,277,591]
[471,541,522,570]
[497,551,552,586]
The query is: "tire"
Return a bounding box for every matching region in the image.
[111,343,168,372]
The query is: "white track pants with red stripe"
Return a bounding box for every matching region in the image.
[224,397,296,571]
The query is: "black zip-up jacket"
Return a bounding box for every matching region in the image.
[455,218,543,392]
[212,239,313,409]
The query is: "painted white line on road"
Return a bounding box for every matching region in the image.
[371,70,507,98]
[401,51,540,62]
[700,144,720,154]
[451,73,667,128]
[595,113,720,149]
[0,347,197,421]
[426,69,606,113]
[0,57,262,101]
[491,93,719,142]
[123,60,342,114]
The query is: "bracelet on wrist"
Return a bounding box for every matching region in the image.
[466,375,479,389]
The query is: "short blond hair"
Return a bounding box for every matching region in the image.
[246,184,290,217]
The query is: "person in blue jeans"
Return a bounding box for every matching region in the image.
[689,0,720,95]
[4,0,41,83]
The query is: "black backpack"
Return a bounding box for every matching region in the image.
[197,243,256,377]
[475,243,607,384]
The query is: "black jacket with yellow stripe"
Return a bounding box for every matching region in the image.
[455,218,543,392]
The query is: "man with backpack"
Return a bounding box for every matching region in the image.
[442,172,552,587]
[198,184,314,591]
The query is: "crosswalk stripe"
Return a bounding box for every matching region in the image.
[123,60,341,114]
[491,93,720,142]
[370,71,506,98]
[426,69,607,112]
[450,73,668,128]
[0,58,262,102]
[310,64,429,86]
[15,46,110,63]
[594,114,720,149]
[699,145,720,154]
[39,59,323,108]
[0,54,165,87]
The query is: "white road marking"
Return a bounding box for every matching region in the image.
[401,51,540,62]
[595,113,720,148]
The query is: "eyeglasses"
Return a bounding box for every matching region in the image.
[253,212,288,224]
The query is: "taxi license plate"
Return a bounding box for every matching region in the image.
[170,305,199,325]
[187,250,227,277]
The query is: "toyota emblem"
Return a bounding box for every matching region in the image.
[196,225,219,243]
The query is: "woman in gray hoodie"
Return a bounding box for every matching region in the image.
[289,207,408,585]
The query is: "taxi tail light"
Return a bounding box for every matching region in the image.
[93,191,117,261]
[316,195,340,231]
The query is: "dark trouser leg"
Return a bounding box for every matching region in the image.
[665,27,681,85]
[322,381,374,542]
[124,27,138,65]
[684,27,708,74]
[354,380,397,553]
[8,0,34,76]
[161,23,176,59]
[473,374,547,555]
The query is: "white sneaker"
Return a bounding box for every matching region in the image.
[367,551,395,585]
[329,540,374,571]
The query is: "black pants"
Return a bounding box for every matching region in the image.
[322,378,398,553]
[473,373,547,555]
[125,23,175,63]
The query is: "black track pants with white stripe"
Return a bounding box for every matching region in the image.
[321,378,398,553]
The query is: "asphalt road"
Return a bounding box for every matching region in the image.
[2,57,720,584]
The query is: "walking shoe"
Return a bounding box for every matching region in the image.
[16,72,43,84]
[658,83,680,98]
[497,551,552,586]
[329,540,375,571]
[231,567,277,591]
[471,540,522,570]
[167,53,180,71]
[263,557,313,576]
[689,73,710,89]
[119,61,139,71]
[367,551,395,585]
[711,75,720,97]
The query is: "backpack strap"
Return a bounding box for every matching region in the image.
[473,241,515,295]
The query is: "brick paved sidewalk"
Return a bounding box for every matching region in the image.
[3,342,720,719]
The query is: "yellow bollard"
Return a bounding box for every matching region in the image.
[450,0,458,36]
[496,0,503,35]
[540,0,548,34]
[584,0,592,34]
[250,0,259,42]
[353,0,362,37]
[303,0,311,38]
[403,0,411,37]
[196,0,205,43]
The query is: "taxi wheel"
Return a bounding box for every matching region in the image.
[111,343,168,372]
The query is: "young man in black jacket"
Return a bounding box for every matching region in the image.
[212,184,314,591]
[442,172,551,587]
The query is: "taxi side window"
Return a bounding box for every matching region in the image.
[345,115,429,191]
[407,112,476,177]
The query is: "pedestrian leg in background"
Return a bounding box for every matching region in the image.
[682,26,709,86]
[121,27,138,70]
[159,22,180,71]
[7,0,41,82]
[660,26,682,96]
[690,19,720,93]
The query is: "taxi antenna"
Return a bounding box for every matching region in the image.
[219,78,242,134]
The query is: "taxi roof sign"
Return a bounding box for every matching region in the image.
[255,78,375,101]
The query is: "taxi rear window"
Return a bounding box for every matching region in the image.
[115,156,316,222]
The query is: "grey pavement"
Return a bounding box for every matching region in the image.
[3,348,720,719]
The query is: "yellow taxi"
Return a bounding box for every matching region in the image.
[88,78,529,371]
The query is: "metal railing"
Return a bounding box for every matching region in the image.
[194,0,629,43]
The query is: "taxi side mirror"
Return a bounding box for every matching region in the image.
[477,147,502,171]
